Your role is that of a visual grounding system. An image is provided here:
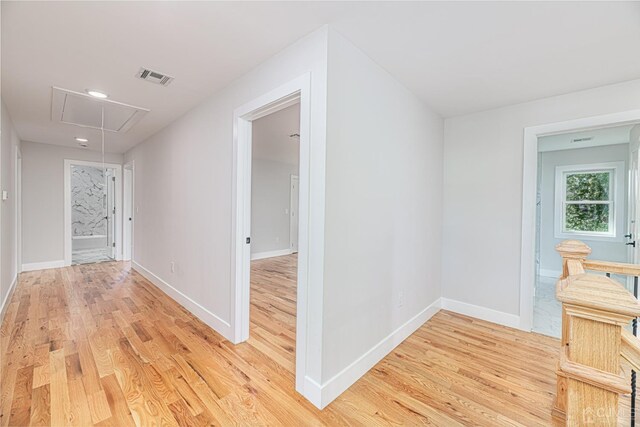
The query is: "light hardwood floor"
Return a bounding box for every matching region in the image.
[0,255,564,426]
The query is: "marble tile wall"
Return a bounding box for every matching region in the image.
[71,165,107,236]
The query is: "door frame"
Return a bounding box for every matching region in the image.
[63,159,122,266]
[519,109,640,332]
[290,174,299,253]
[630,142,640,264]
[123,161,134,261]
[16,149,22,274]
[231,73,319,398]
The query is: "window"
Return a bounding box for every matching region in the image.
[554,162,624,240]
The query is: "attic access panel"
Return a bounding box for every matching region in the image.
[51,87,149,133]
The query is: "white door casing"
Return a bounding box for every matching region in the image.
[629,146,640,264]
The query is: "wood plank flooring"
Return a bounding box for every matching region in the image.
[0,255,564,426]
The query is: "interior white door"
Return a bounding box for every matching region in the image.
[290,175,299,253]
[123,167,133,261]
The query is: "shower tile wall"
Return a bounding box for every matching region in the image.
[71,165,106,236]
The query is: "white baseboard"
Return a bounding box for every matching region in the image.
[539,268,562,279]
[21,260,65,272]
[441,298,520,329]
[304,297,442,409]
[131,261,233,341]
[0,275,18,324]
[250,249,293,261]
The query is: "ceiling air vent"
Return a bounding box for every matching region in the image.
[571,137,594,143]
[135,67,174,86]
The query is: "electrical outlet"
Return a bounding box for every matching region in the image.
[398,291,404,307]
[170,261,175,273]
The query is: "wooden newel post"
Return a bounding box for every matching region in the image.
[556,240,591,280]
[555,274,640,425]
[554,240,592,420]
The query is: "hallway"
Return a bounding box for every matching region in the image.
[0,257,564,426]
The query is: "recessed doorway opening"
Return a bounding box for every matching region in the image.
[520,110,640,335]
[249,102,300,376]
[64,159,122,266]
[232,73,316,401]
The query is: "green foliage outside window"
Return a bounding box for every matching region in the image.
[564,172,611,233]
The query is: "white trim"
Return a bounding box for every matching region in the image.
[251,249,293,261]
[553,162,624,241]
[539,268,562,279]
[231,73,322,403]
[123,162,134,261]
[304,299,442,409]
[64,159,122,266]
[520,109,640,332]
[132,261,233,340]
[0,275,18,323]
[441,298,520,329]
[22,260,65,272]
[16,151,22,274]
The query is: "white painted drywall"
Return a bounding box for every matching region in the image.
[538,144,629,276]
[322,29,443,384]
[1,98,21,313]
[250,104,299,257]
[251,158,298,256]
[123,27,328,386]
[21,141,122,264]
[442,78,640,319]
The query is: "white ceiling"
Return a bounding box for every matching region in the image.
[2,2,639,153]
[252,103,300,165]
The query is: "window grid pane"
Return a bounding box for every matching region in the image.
[564,202,610,233]
[565,171,610,202]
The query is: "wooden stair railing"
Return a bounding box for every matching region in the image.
[554,240,640,426]
[622,330,640,373]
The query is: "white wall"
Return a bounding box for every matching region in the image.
[21,141,122,265]
[251,158,298,256]
[123,27,328,393]
[0,98,21,316]
[123,25,444,407]
[320,29,443,395]
[442,78,640,322]
[538,144,629,276]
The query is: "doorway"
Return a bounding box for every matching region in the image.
[520,118,640,336]
[250,102,301,370]
[232,74,316,398]
[64,159,122,266]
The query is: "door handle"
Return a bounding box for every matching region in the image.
[625,233,633,239]
[627,241,637,248]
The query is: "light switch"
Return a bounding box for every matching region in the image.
[1,190,7,201]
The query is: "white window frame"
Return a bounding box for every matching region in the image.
[554,161,625,241]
